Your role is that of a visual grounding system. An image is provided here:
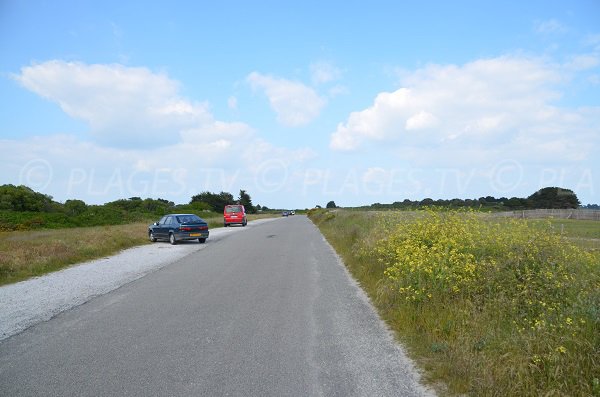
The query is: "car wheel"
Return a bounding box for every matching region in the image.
[149,231,157,242]
[224,222,228,227]
[199,238,206,243]
[242,219,247,227]
[169,233,177,245]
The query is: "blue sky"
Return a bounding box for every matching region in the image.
[1,1,599,208]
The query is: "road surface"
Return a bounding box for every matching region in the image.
[0,216,433,396]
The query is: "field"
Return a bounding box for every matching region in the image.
[531,218,600,252]
[309,209,600,396]
[0,213,275,286]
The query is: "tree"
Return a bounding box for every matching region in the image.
[420,198,434,206]
[141,198,174,214]
[106,198,143,211]
[186,201,212,212]
[190,191,234,212]
[238,190,256,213]
[527,187,580,209]
[0,184,54,212]
[505,197,527,209]
[64,199,87,216]
[326,200,337,209]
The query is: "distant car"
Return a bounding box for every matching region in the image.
[224,204,247,227]
[282,211,289,217]
[149,214,209,244]
[290,210,295,215]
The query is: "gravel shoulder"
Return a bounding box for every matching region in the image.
[0,218,277,341]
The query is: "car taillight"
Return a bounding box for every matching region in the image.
[180,226,192,231]
[199,226,208,231]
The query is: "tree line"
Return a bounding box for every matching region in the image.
[363,187,583,211]
[0,184,260,230]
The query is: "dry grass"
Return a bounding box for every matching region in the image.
[0,223,150,286]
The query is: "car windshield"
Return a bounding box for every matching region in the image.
[225,206,242,213]
[176,215,202,224]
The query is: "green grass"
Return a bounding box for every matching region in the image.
[309,208,600,397]
[529,219,600,253]
[529,218,600,239]
[0,213,277,286]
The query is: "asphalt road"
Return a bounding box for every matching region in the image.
[0,216,433,397]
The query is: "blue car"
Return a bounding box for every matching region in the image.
[148,213,209,244]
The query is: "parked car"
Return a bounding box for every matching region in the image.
[224,204,247,227]
[149,214,209,244]
[290,210,295,215]
[282,211,289,217]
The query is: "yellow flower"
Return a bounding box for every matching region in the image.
[555,346,567,354]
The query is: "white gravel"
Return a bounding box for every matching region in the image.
[0,218,277,342]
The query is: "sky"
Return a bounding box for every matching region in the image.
[1,0,599,209]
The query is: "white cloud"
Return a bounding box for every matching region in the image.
[179,121,254,145]
[534,19,567,34]
[9,60,318,205]
[361,167,388,184]
[310,61,342,85]
[15,61,213,148]
[565,54,600,71]
[247,72,326,127]
[330,56,599,166]
[405,111,437,131]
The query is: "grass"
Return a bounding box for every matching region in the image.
[0,213,277,286]
[531,219,600,253]
[0,223,151,286]
[309,208,600,397]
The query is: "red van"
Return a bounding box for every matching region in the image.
[224,204,247,227]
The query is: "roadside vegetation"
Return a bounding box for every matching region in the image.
[0,223,150,286]
[309,208,600,396]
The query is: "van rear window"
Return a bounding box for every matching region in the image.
[225,206,242,213]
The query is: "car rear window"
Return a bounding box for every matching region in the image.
[176,215,202,223]
[225,206,242,213]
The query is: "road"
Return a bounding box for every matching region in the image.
[0,216,432,396]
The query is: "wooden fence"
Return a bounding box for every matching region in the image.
[495,209,600,221]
